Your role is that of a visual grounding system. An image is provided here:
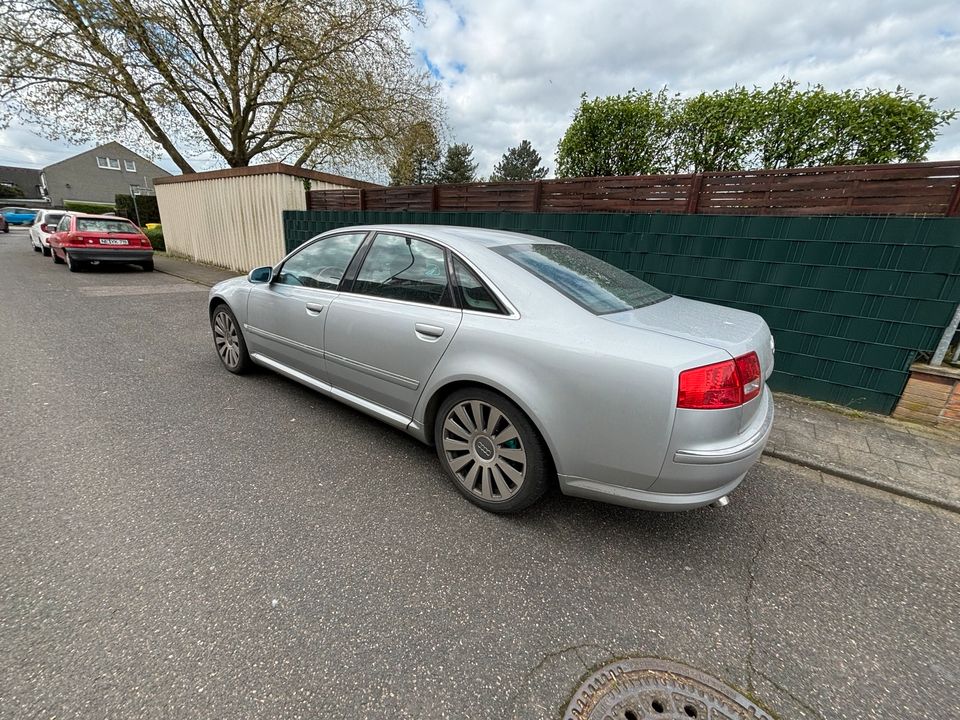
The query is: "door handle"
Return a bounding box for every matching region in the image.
[305,302,325,314]
[415,323,444,338]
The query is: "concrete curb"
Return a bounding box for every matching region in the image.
[763,448,960,514]
[154,266,212,286]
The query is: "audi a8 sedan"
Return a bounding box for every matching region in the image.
[208,225,774,513]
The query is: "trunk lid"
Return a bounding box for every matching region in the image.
[605,296,774,430]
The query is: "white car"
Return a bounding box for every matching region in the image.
[29,210,67,257]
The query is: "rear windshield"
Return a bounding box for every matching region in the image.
[494,243,669,315]
[44,213,65,225]
[76,218,139,233]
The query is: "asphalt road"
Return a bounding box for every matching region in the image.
[1,227,958,720]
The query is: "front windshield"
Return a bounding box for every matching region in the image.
[495,243,669,314]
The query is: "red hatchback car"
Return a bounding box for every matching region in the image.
[49,213,154,272]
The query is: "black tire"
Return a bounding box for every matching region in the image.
[140,260,154,272]
[41,245,51,257]
[52,247,64,264]
[65,251,83,272]
[210,303,251,374]
[434,387,551,513]
[32,244,41,252]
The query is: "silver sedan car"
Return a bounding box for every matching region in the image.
[209,225,774,513]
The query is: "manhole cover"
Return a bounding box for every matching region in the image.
[564,658,773,720]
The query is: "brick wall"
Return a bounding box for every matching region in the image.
[893,365,960,426]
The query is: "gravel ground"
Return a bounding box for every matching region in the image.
[1,227,958,719]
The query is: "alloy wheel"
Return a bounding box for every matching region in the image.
[213,311,241,369]
[441,400,527,502]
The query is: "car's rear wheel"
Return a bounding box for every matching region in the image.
[65,252,83,272]
[41,245,51,257]
[434,388,550,513]
[32,243,41,252]
[140,260,154,272]
[51,247,64,264]
[211,304,251,374]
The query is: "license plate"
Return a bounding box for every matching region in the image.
[99,238,128,245]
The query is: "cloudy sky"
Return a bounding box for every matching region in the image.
[1,0,958,179]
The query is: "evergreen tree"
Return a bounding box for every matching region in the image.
[434,143,478,184]
[490,140,549,180]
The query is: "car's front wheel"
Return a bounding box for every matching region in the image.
[211,304,251,374]
[434,388,550,513]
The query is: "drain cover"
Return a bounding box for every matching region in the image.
[564,658,772,720]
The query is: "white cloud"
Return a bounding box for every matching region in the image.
[414,0,960,176]
[2,1,957,177]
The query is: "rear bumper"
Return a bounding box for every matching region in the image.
[64,248,153,263]
[558,387,774,512]
[560,472,748,512]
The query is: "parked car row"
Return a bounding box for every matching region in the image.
[26,211,154,272]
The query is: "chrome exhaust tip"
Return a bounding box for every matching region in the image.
[710,495,730,509]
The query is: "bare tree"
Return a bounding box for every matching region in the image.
[0,0,442,173]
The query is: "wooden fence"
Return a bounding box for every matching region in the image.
[307,160,960,217]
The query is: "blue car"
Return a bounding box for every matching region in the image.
[1,207,38,225]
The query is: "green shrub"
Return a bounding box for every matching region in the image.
[64,200,115,214]
[144,225,165,251]
[115,194,161,225]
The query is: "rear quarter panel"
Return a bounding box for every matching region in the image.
[418,303,730,491]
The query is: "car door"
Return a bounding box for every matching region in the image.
[49,214,71,249]
[323,232,463,419]
[244,232,368,380]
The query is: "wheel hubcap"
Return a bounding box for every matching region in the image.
[213,311,240,368]
[442,400,526,502]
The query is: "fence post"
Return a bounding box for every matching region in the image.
[532,181,543,213]
[947,178,960,217]
[685,173,703,214]
[431,185,439,211]
[358,188,366,212]
[305,189,312,210]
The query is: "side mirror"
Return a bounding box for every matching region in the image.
[248,266,273,283]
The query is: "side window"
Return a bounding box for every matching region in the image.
[276,232,366,289]
[56,216,71,232]
[353,233,452,307]
[453,258,503,314]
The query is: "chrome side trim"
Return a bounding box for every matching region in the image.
[245,324,325,358]
[673,398,775,465]
[325,351,420,390]
[251,352,332,393]
[250,353,412,430]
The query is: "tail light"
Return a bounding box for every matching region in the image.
[41,223,52,233]
[677,351,762,409]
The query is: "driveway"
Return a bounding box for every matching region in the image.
[1,227,958,719]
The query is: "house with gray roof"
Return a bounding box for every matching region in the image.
[0,142,173,208]
[40,142,172,207]
[0,166,44,200]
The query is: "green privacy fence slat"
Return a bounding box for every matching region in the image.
[283,210,960,414]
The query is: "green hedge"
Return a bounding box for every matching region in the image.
[64,200,115,214]
[115,194,161,225]
[144,225,165,251]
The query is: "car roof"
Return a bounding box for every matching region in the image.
[328,224,560,252]
[71,213,131,220]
